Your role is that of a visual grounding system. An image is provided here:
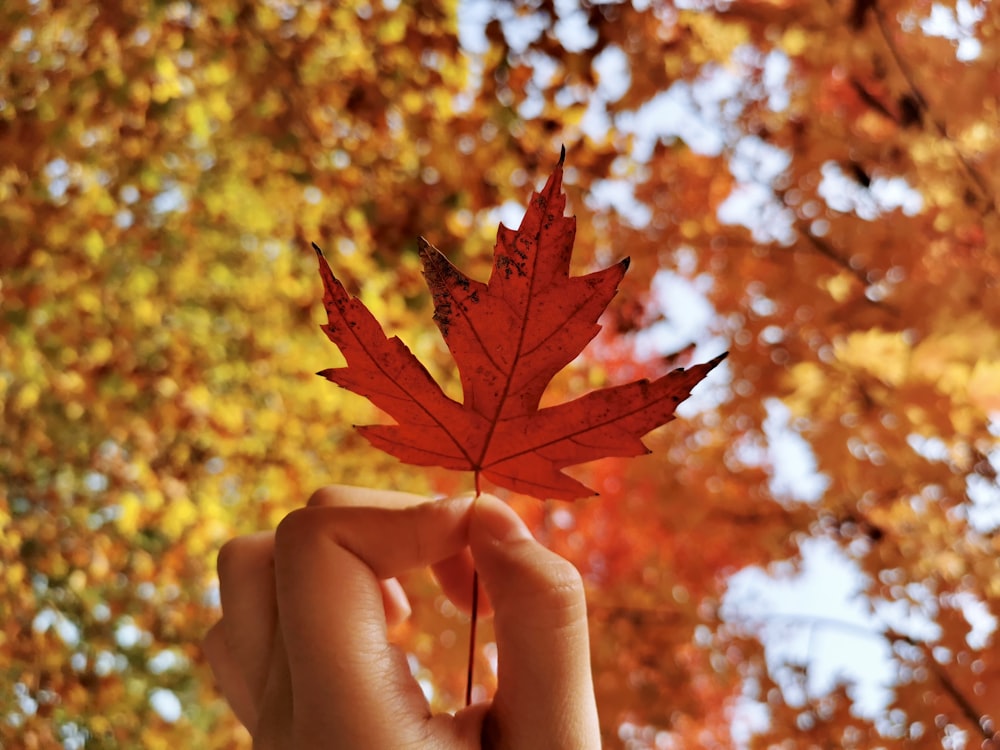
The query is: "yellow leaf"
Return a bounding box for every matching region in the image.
[824,273,852,303]
[152,54,183,103]
[379,14,408,44]
[213,401,245,434]
[186,100,211,141]
[401,90,424,114]
[162,496,198,540]
[780,27,808,56]
[116,492,142,536]
[76,288,101,314]
[6,562,25,588]
[203,61,232,86]
[208,90,233,122]
[85,338,114,367]
[83,229,104,261]
[13,382,40,413]
[834,329,910,386]
[967,359,1000,412]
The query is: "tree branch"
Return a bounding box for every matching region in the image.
[890,630,995,743]
[871,4,997,216]
[733,612,994,742]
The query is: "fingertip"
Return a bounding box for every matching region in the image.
[471,495,533,547]
[216,531,273,579]
[381,578,412,627]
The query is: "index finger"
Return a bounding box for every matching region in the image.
[272,495,475,748]
[310,485,488,615]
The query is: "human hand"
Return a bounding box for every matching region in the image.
[203,486,600,749]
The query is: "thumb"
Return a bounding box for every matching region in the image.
[469,495,600,750]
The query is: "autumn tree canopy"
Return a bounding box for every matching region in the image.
[2,0,998,747]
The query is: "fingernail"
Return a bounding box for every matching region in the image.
[382,578,412,625]
[474,495,533,543]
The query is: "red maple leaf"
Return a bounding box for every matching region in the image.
[314,150,726,501]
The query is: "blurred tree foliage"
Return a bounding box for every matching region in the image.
[2,0,999,747]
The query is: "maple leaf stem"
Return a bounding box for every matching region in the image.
[465,569,479,707]
[466,473,482,707]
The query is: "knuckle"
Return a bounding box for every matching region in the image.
[306,484,350,507]
[216,536,251,577]
[522,554,587,624]
[537,554,585,592]
[274,506,323,551]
